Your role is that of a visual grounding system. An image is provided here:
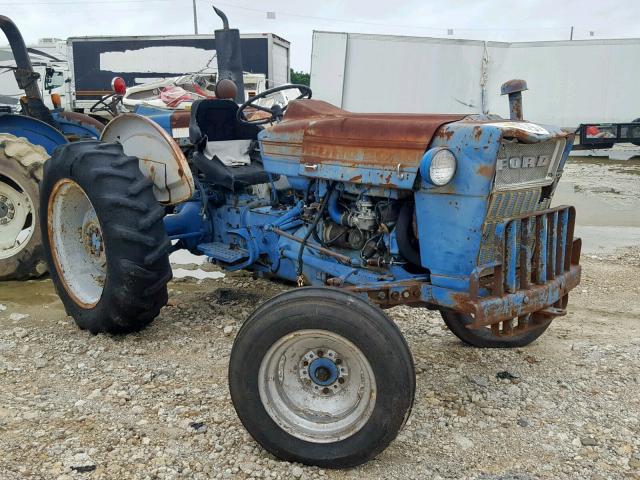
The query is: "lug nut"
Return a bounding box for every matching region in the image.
[338,377,345,384]
[322,387,330,394]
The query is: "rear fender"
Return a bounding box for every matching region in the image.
[53,111,104,139]
[101,113,194,205]
[0,114,67,154]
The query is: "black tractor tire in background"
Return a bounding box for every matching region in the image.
[632,118,640,147]
[440,309,552,348]
[229,287,415,468]
[0,134,49,280]
[40,140,172,334]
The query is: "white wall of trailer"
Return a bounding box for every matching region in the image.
[311,31,640,128]
[270,36,291,87]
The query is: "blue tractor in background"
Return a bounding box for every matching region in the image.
[0,15,101,280]
[39,7,582,468]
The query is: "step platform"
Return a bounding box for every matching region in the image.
[197,242,249,263]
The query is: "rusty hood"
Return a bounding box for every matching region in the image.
[275,99,467,170]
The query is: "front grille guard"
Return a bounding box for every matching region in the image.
[466,206,582,328]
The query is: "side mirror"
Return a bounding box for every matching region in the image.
[44,67,64,91]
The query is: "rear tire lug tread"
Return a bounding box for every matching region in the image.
[144,238,172,266]
[143,270,173,296]
[138,205,165,230]
[127,178,154,196]
[119,259,157,279]
[113,290,154,310]
[111,225,158,248]
[102,195,149,212]
[91,167,133,181]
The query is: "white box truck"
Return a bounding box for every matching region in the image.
[310,31,640,130]
[68,33,290,111]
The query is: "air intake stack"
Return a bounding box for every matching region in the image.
[213,6,246,104]
[501,79,528,121]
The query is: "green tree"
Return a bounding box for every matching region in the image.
[290,69,310,86]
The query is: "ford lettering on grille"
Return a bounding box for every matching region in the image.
[496,155,550,170]
[493,139,565,190]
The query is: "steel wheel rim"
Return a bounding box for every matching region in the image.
[0,176,35,260]
[258,329,376,443]
[49,179,106,307]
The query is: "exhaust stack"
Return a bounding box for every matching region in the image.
[501,79,528,121]
[213,6,246,104]
[0,15,57,127]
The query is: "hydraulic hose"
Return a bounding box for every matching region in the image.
[328,189,350,226]
[296,182,335,280]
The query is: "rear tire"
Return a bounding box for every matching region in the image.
[229,287,415,468]
[0,134,49,280]
[41,140,171,334]
[440,309,551,348]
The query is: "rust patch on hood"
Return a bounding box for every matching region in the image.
[267,99,466,170]
[477,164,495,178]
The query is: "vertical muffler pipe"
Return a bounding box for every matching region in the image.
[213,6,246,104]
[0,15,58,127]
[500,79,528,121]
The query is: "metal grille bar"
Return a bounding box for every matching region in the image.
[500,206,575,296]
[466,206,580,328]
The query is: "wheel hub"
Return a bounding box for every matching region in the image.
[0,195,11,222]
[299,348,349,395]
[83,219,104,260]
[309,358,338,385]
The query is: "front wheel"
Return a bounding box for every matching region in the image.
[229,287,415,468]
[41,140,172,334]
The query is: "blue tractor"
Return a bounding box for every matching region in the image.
[39,7,581,468]
[0,15,101,280]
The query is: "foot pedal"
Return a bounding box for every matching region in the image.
[197,242,248,263]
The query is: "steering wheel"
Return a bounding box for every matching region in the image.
[237,84,312,126]
[90,92,121,115]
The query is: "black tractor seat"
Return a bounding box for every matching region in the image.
[189,99,273,191]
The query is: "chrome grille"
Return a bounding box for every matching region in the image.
[494,139,565,190]
[478,188,551,265]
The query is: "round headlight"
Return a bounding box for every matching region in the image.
[428,148,457,186]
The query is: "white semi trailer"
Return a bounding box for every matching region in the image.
[68,33,290,111]
[310,31,640,130]
[2,33,290,113]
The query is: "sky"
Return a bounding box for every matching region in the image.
[2,0,640,71]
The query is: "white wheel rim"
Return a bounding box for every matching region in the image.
[258,329,377,443]
[49,179,105,307]
[0,177,35,259]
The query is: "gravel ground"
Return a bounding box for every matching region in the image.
[2,158,639,479]
[1,246,639,480]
